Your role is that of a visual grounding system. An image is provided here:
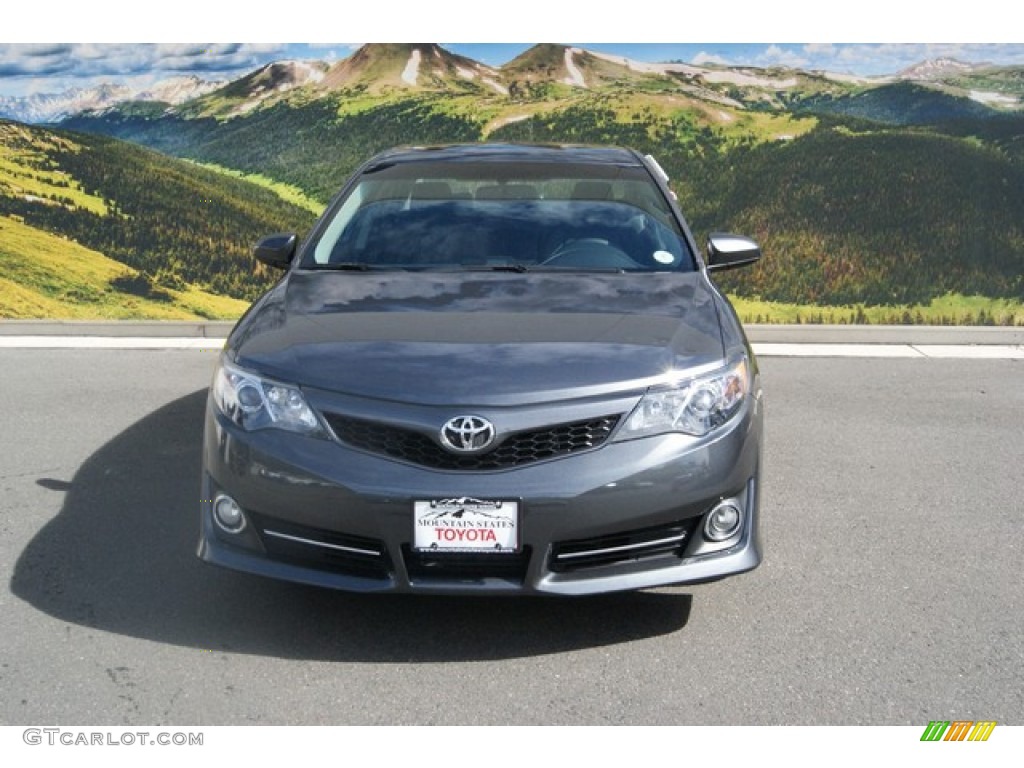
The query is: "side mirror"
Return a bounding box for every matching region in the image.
[254,233,297,270]
[706,233,761,272]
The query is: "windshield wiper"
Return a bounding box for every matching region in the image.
[477,264,531,273]
[529,265,629,273]
[312,262,401,271]
[437,264,532,273]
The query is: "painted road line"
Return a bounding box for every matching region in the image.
[0,336,224,350]
[754,343,1024,359]
[3,322,1023,346]
[754,343,925,358]
[0,337,1022,359]
[910,344,1024,359]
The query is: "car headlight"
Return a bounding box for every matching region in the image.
[615,357,749,440]
[212,359,325,436]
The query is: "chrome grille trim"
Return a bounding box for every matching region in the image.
[263,528,382,557]
[548,519,700,573]
[553,532,689,562]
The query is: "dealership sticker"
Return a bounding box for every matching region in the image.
[414,498,518,552]
[920,721,996,742]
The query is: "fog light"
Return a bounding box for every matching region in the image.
[213,494,246,533]
[704,502,742,542]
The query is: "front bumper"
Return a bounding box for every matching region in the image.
[198,392,763,595]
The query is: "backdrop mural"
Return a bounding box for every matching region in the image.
[0,42,1022,324]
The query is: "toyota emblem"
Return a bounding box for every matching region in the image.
[440,416,496,453]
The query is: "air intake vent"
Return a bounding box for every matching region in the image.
[403,545,532,584]
[250,514,392,580]
[549,520,698,573]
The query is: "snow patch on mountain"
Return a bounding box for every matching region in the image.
[590,50,703,78]
[287,60,326,85]
[482,77,508,95]
[256,61,326,92]
[402,50,421,85]
[487,113,531,131]
[563,47,586,88]
[453,59,507,93]
[702,69,797,89]
[136,75,223,104]
[590,51,648,72]
[229,100,257,116]
[588,49,795,89]
[0,76,226,123]
[969,90,1018,106]
[819,71,890,85]
[0,84,131,123]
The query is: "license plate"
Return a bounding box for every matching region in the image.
[413,498,519,553]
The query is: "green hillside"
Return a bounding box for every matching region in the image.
[0,214,248,319]
[67,96,486,204]
[699,127,1024,305]
[0,119,317,307]
[794,82,997,125]
[66,88,814,205]
[486,105,1024,303]
[62,93,1024,314]
[935,65,1024,98]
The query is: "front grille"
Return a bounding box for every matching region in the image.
[403,545,532,584]
[250,513,392,580]
[323,413,621,471]
[549,519,699,573]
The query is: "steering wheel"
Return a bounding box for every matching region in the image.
[541,238,642,270]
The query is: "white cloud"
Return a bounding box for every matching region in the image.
[802,43,836,58]
[0,43,289,92]
[692,51,729,67]
[0,43,294,97]
[756,45,811,70]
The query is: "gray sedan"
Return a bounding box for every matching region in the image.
[198,143,764,595]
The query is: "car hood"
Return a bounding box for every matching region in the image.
[230,271,725,406]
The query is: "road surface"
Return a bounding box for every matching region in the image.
[1,349,1021,725]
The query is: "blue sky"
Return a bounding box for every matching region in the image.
[4,0,1023,98]
[3,43,1024,99]
[448,43,1024,74]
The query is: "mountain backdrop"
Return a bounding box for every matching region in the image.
[3,43,1023,323]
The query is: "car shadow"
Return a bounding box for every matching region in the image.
[11,389,692,662]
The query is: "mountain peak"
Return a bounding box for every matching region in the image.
[502,44,661,92]
[503,44,585,87]
[0,83,132,123]
[899,58,977,80]
[319,44,503,94]
[136,75,224,105]
[183,59,329,117]
[226,59,328,93]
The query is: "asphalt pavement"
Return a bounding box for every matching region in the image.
[0,349,1021,725]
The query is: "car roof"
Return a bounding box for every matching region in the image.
[365,143,645,169]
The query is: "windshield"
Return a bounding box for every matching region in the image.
[305,160,696,272]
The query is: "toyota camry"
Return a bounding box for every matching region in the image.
[198,143,764,595]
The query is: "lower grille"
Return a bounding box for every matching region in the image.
[549,520,699,573]
[403,545,531,584]
[323,413,621,471]
[250,514,392,580]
